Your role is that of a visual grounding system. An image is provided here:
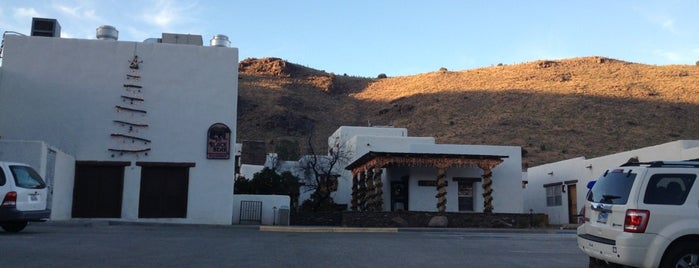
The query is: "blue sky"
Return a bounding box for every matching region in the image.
[2,0,698,77]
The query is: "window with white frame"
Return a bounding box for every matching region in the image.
[545,184,562,206]
[454,177,481,212]
[458,181,474,212]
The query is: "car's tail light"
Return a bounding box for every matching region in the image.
[1,191,17,206]
[624,209,650,233]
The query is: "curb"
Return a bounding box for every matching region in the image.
[39,220,578,234]
[40,220,259,229]
[39,219,112,227]
[260,226,398,233]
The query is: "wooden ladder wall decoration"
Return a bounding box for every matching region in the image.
[109,54,151,157]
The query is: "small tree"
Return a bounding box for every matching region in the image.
[299,129,351,211]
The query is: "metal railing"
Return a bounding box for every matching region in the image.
[239,200,262,224]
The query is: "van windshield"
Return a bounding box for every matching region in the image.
[9,165,46,189]
[587,171,636,204]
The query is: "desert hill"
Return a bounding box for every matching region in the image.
[237,56,699,167]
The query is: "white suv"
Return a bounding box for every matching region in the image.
[0,161,51,232]
[577,161,699,268]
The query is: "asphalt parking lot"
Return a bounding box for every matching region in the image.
[0,221,587,268]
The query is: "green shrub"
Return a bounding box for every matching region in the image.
[235,168,301,209]
[299,194,337,212]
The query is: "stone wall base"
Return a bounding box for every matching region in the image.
[291,211,549,228]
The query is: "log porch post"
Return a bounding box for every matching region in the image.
[358,171,367,211]
[373,167,384,211]
[365,168,375,211]
[435,166,447,213]
[351,171,359,211]
[478,163,496,213]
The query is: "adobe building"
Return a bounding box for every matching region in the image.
[333,126,523,213]
[0,18,238,224]
[525,140,699,225]
[243,126,524,214]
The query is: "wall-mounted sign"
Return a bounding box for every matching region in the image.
[207,123,231,159]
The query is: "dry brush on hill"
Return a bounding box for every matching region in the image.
[237,56,699,167]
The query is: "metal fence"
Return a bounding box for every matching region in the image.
[239,200,262,224]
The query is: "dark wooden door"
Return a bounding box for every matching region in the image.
[391,180,409,211]
[567,184,578,224]
[72,165,124,218]
[138,166,189,218]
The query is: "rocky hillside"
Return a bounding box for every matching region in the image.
[237,56,699,167]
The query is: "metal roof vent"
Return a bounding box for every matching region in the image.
[96,25,118,40]
[31,18,61,37]
[210,34,230,47]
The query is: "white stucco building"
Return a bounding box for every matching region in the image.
[239,126,524,213]
[525,140,699,225]
[334,126,523,213]
[0,20,238,224]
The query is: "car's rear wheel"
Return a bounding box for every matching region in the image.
[661,241,699,268]
[1,221,28,233]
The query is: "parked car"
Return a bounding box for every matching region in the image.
[0,161,51,232]
[577,161,699,268]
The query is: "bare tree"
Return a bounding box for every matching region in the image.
[265,153,281,172]
[299,129,351,211]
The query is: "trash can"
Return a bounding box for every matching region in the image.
[278,206,290,226]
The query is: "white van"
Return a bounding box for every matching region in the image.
[0,161,51,232]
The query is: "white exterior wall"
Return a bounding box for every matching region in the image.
[329,126,408,150]
[386,164,516,213]
[526,140,699,225]
[407,167,441,211]
[524,157,589,224]
[0,140,46,171]
[240,164,265,180]
[50,146,76,220]
[681,145,699,160]
[400,167,486,212]
[347,136,436,163]
[412,144,523,213]
[0,140,76,220]
[232,194,290,225]
[0,35,238,224]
